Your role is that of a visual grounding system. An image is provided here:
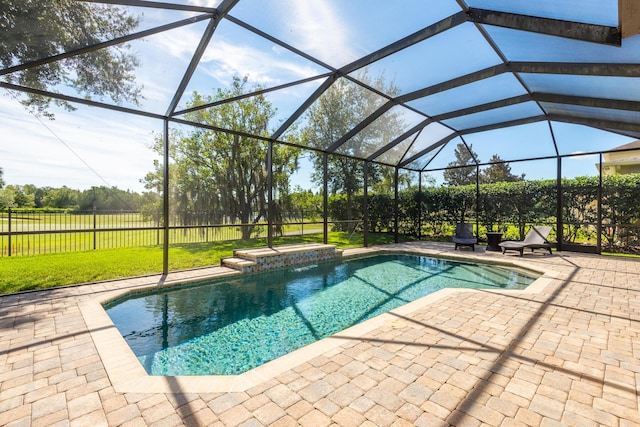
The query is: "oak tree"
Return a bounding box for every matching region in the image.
[144,77,300,239]
[1,0,142,116]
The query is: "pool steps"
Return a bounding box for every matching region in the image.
[221,243,343,273]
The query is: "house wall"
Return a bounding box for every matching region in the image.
[601,148,640,176]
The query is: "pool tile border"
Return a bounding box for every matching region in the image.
[80,245,559,394]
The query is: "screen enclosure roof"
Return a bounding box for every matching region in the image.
[2,0,640,173]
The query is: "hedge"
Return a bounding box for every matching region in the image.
[327,174,640,252]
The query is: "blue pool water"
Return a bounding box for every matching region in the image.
[104,254,537,376]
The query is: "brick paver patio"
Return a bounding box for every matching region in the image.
[1,242,639,426]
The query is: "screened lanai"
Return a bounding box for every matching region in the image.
[2,0,640,276]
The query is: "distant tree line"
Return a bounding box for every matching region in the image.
[0,184,160,212]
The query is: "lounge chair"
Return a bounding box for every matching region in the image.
[453,223,477,251]
[499,226,553,256]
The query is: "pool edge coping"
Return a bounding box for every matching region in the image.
[80,245,560,394]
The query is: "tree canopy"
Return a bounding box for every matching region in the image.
[144,76,300,239]
[1,0,142,116]
[443,143,524,186]
[481,154,525,183]
[302,71,404,227]
[443,142,478,186]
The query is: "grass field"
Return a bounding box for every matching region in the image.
[0,232,405,295]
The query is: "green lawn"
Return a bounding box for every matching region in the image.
[0,232,406,294]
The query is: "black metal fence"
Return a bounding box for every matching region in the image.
[0,209,326,257]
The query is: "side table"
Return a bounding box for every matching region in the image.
[486,232,503,252]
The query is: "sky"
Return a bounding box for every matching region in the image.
[0,0,634,193]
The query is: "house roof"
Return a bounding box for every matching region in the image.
[612,140,640,151]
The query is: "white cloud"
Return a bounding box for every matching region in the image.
[187,0,221,7]
[141,15,324,99]
[198,39,321,86]
[284,1,358,66]
[568,151,598,159]
[153,25,204,61]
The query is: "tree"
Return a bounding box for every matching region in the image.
[284,186,322,216]
[1,0,141,116]
[0,184,11,208]
[41,186,80,209]
[0,166,4,188]
[0,185,35,208]
[371,166,417,194]
[443,143,478,186]
[144,76,300,239]
[481,154,525,183]
[302,70,403,230]
[31,186,153,211]
[21,184,46,207]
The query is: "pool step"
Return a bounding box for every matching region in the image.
[220,256,256,272]
[221,243,342,274]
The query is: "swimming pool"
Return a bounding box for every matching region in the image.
[104,254,537,376]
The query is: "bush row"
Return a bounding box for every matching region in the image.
[328,174,640,250]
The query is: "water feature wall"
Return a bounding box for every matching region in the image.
[221,243,342,273]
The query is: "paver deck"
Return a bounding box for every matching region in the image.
[1,241,639,426]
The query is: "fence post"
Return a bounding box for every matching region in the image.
[93,207,97,250]
[8,207,11,257]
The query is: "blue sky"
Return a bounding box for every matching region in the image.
[0,0,634,192]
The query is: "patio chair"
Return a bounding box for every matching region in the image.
[499,225,553,256]
[453,223,477,251]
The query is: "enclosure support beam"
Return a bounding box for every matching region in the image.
[0,14,214,77]
[597,154,603,254]
[399,133,458,168]
[162,119,170,275]
[165,17,222,116]
[549,121,560,253]
[418,173,422,240]
[510,62,640,77]
[323,153,329,245]
[340,11,467,75]
[468,8,621,46]
[271,74,337,140]
[556,157,563,252]
[367,118,433,162]
[475,165,480,240]
[267,141,274,248]
[363,162,369,248]
[394,167,399,243]
[432,95,532,122]
[397,64,508,104]
[461,115,547,135]
[0,82,165,120]
[549,113,640,134]
[535,93,640,112]
[327,103,394,153]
